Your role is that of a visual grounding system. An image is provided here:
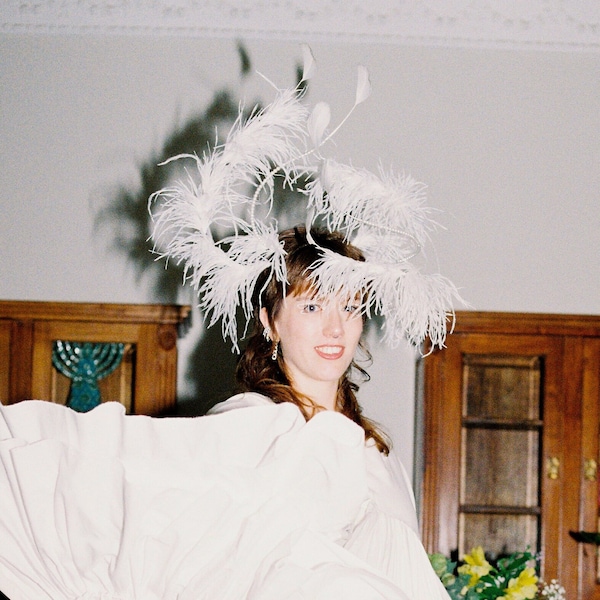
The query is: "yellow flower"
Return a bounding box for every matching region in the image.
[457,546,492,587]
[500,567,539,600]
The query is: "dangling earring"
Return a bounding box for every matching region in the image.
[271,341,279,361]
[263,327,271,342]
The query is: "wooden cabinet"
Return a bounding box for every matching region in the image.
[0,300,190,416]
[418,312,600,600]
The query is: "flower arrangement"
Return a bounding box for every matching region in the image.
[429,547,566,600]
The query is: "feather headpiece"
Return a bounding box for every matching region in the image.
[150,46,463,352]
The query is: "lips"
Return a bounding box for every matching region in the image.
[315,345,344,360]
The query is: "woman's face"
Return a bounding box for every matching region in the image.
[262,290,364,408]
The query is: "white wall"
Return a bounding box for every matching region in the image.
[2,34,599,472]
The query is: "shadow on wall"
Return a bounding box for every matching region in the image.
[93,43,308,415]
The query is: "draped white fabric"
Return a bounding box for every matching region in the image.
[0,396,449,599]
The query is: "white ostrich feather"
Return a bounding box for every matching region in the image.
[308,160,434,252]
[149,46,463,351]
[355,65,372,105]
[198,227,286,351]
[308,249,460,349]
[301,44,317,82]
[200,258,271,351]
[376,268,459,350]
[223,87,311,197]
[307,102,331,148]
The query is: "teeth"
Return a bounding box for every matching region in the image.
[318,346,343,354]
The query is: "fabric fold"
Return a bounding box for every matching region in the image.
[0,399,447,600]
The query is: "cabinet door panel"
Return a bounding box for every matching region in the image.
[459,513,539,558]
[462,428,540,508]
[421,333,564,576]
[31,321,142,410]
[463,355,541,421]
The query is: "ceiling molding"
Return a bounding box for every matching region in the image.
[2,1,599,52]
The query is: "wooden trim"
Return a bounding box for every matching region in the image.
[558,337,584,592]
[8,319,34,403]
[460,505,542,515]
[451,311,600,337]
[580,339,600,598]
[462,418,543,430]
[0,300,190,325]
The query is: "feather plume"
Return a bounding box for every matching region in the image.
[311,160,432,245]
[308,249,460,349]
[301,44,317,82]
[307,102,331,149]
[149,46,464,352]
[200,227,286,351]
[223,87,310,197]
[355,65,371,105]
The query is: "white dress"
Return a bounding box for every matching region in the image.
[0,395,449,600]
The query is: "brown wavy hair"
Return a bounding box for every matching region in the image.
[235,226,390,454]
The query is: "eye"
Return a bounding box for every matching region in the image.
[301,302,321,313]
[343,303,361,317]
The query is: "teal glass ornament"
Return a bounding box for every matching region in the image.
[52,341,125,412]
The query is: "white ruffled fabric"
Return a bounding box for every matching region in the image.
[0,396,449,600]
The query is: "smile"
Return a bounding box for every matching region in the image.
[315,345,345,360]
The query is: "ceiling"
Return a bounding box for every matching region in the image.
[2,1,599,51]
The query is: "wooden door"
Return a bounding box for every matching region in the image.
[419,312,600,600]
[421,332,564,577]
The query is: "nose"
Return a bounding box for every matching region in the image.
[322,305,343,338]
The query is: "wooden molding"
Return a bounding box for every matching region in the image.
[451,310,600,337]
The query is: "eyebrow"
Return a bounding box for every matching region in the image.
[291,290,321,301]
[292,297,321,306]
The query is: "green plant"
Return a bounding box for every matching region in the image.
[429,547,566,600]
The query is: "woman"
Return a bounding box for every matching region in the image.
[0,227,450,600]
[229,226,386,445]
[0,50,457,599]
[206,225,451,599]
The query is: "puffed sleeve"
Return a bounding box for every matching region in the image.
[343,444,451,599]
